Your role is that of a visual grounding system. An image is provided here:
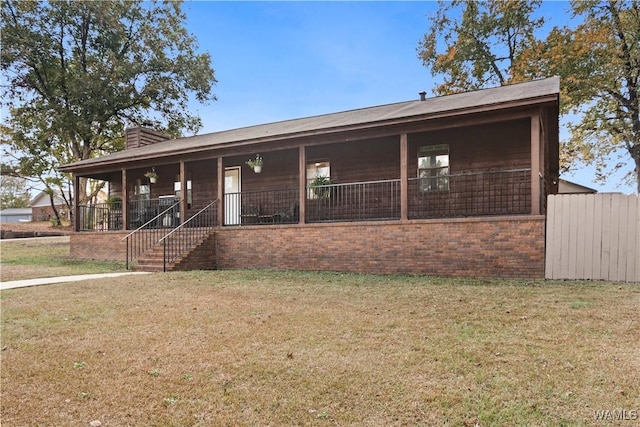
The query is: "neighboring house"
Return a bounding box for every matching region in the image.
[60,77,560,278]
[0,208,32,223]
[29,191,70,221]
[558,179,597,194]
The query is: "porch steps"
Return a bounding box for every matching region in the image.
[132,231,217,272]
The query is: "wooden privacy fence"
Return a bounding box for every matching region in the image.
[545,193,639,282]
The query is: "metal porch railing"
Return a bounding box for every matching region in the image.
[158,199,219,271]
[123,199,181,269]
[78,201,122,231]
[408,168,531,218]
[224,188,299,225]
[306,179,401,222]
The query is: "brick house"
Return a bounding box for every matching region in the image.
[59,77,560,278]
[29,190,70,222]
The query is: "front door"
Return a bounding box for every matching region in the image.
[224,167,241,225]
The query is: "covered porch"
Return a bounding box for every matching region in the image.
[75,114,551,232]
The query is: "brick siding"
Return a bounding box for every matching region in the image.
[215,216,545,279]
[173,233,217,271]
[70,231,128,262]
[70,216,545,279]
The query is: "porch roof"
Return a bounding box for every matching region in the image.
[60,77,559,173]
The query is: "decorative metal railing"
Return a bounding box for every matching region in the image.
[128,197,180,229]
[158,199,219,271]
[83,169,533,238]
[123,199,181,269]
[306,179,401,222]
[224,188,299,226]
[408,168,531,218]
[78,201,123,231]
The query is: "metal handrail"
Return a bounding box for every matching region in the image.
[122,200,181,240]
[158,199,218,243]
[123,199,181,269]
[158,199,219,271]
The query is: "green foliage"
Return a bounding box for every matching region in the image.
[0,0,217,203]
[0,164,31,208]
[520,0,640,191]
[418,0,544,95]
[309,175,331,199]
[418,0,640,192]
[246,154,264,169]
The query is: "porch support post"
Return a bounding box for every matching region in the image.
[73,173,80,231]
[180,160,187,224]
[121,169,128,230]
[217,157,224,226]
[298,146,306,224]
[531,114,541,215]
[400,133,408,221]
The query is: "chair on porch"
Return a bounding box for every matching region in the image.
[273,201,299,224]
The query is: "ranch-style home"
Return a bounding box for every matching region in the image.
[59,77,560,278]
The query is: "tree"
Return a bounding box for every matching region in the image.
[517,0,640,192]
[417,0,544,95]
[418,0,639,192]
[0,164,31,209]
[0,0,217,223]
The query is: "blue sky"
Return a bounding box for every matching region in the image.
[184,1,631,193]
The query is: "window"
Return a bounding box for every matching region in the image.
[307,160,330,199]
[134,179,150,200]
[418,144,449,191]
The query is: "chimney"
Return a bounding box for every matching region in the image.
[419,91,427,102]
[125,127,171,150]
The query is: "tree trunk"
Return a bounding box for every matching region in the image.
[48,192,61,227]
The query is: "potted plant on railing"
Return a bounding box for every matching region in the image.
[309,175,331,199]
[144,168,158,183]
[246,154,263,173]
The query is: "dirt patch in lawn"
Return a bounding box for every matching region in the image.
[1,221,71,239]
[1,271,638,426]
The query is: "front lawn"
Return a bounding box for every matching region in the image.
[1,270,638,426]
[0,237,125,281]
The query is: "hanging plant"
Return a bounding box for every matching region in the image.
[144,168,158,183]
[246,154,263,173]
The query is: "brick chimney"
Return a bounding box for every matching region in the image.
[125,127,171,150]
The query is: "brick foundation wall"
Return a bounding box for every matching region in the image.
[173,234,217,271]
[70,231,128,262]
[70,216,545,278]
[216,216,545,279]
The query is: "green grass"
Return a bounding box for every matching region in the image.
[0,237,125,281]
[1,266,638,426]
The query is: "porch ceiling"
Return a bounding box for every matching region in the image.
[60,77,560,174]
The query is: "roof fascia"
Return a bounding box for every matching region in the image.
[61,93,558,174]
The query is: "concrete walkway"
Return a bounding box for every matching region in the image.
[0,272,150,291]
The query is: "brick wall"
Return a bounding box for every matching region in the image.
[173,233,217,271]
[215,216,545,278]
[70,231,128,262]
[70,216,545,278]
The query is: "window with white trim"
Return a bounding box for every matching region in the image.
[418,144,449,191]
[134,179,150,200]
[174,178,192,206]
[306,160,330,199]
